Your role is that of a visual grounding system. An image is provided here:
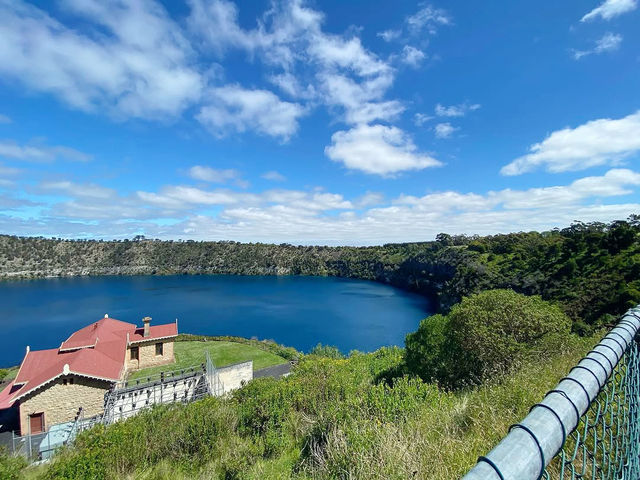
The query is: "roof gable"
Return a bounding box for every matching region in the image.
[59,317,135,352]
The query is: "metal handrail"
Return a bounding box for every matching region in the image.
[462,306,640,480]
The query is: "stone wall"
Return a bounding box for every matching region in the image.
[125,339,175,371]
[18,376,111,435]
[217,361,253,392]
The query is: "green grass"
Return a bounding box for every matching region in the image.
[127,340,287,381]
[36,332,600,480]
[0,366,18,383]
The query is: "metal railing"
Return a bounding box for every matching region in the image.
[463,306,640,480]
[103,364,210,424]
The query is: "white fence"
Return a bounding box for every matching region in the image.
[102,352,251,424]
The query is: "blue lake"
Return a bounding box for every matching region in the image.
[0,275,432,367]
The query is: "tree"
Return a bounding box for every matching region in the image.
[405,314,450,383]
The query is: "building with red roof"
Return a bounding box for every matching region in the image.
[0,315,177,435]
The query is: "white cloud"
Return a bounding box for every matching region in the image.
[325,124,442,176]
[309,35,391,77]
[187,165,248,188]
[501,110,640,175]
[11,169,640,245]
[0,164,21,177]
[377,29,401,42]
[188,0,400,129]
[188,0,390,77]
[0,140,92,162]
[4,170,640,245]
[414,113,433,126]
[401,46,426,67]
[137,185,250,209]
[262,171,286,182]
[0,0,420,148]
[135,185,353,214]
[435,102,481,117]
[318,73,402,124]
[186,0,259,55]
[355,192,384,208]
[197,85,306,141]
[263,190,352,210]
[0,193,38,209]
[0,0,203,119]
[406,4,452,35]
[574,33,623,59]
[268,72,316,99]
[39,180,115,199]
[377,4,451,44]
[581,0,637,21]
[434,122,458,139]
[0,114,11,124]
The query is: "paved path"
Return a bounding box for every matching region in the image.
[253,362,291,379]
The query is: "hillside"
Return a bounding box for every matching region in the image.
[3,332,601,480]
[1,217,639,328]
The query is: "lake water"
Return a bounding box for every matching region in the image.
[0,275,431,367]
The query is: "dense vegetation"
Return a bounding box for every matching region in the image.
[10,327,598,479]
[2,217,639,330]
[405,289,571,388]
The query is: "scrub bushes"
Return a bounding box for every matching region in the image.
[406,289,572,387]
[0,451,27,480]
[38,331,600,480]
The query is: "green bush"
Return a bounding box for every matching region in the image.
[309,343,344,359]
[405,314,450,384]
[37,332,601,480]
[0,450,27,480]
[406,289,572,387]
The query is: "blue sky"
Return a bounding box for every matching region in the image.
[0,0,639,245]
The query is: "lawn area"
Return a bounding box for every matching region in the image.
[127,340,287,381]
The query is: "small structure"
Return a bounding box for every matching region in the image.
[0,315,177,436]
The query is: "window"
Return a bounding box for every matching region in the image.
[155,342,163,356]
[29,413,45,434]
[130,346,139,361]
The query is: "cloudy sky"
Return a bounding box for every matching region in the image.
[0,0,639,245]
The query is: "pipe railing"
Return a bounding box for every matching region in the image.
[462,305,640,480]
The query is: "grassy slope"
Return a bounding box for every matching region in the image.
[0,366,19,382]
[36,333,599,480]
[127,341,287,381]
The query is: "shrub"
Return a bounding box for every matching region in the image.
[309,344,344,359]
[405,314,450,384]
[0,450,27,480]
[405,289,572,387]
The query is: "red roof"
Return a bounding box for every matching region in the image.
[0,316,177,409]
[129,323,179,344]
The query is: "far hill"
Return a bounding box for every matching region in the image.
[1,216,639,330]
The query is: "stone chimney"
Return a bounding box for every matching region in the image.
[143,316,151,337]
